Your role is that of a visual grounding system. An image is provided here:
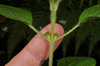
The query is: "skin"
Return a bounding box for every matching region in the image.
[5,23,64,66]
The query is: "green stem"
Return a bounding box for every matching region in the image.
[28,25,50,42]
[54,24,80,42]
[51,7,56,41]
[49,41,54,66]
[49,4,56,66]
[49,0,61,66]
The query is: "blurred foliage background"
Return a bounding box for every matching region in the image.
[0,0,100,66]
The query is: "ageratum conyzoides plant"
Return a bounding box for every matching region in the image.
[1,0,100,66]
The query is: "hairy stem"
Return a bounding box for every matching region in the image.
[49,4,56,66]
[51,6,56,41]
[54,24,80,42]
[49,41,54,66]
[49,0,61,66]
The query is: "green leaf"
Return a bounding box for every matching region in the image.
[57,57,96,66]
[0,4,32,25]
[44,32,51,40]
[54,33,58,41]
[79,5,100,24]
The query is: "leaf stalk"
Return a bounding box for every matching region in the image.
[28,25,50,42]
[54,24,80,42]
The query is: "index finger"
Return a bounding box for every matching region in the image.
[6,23,64,66]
